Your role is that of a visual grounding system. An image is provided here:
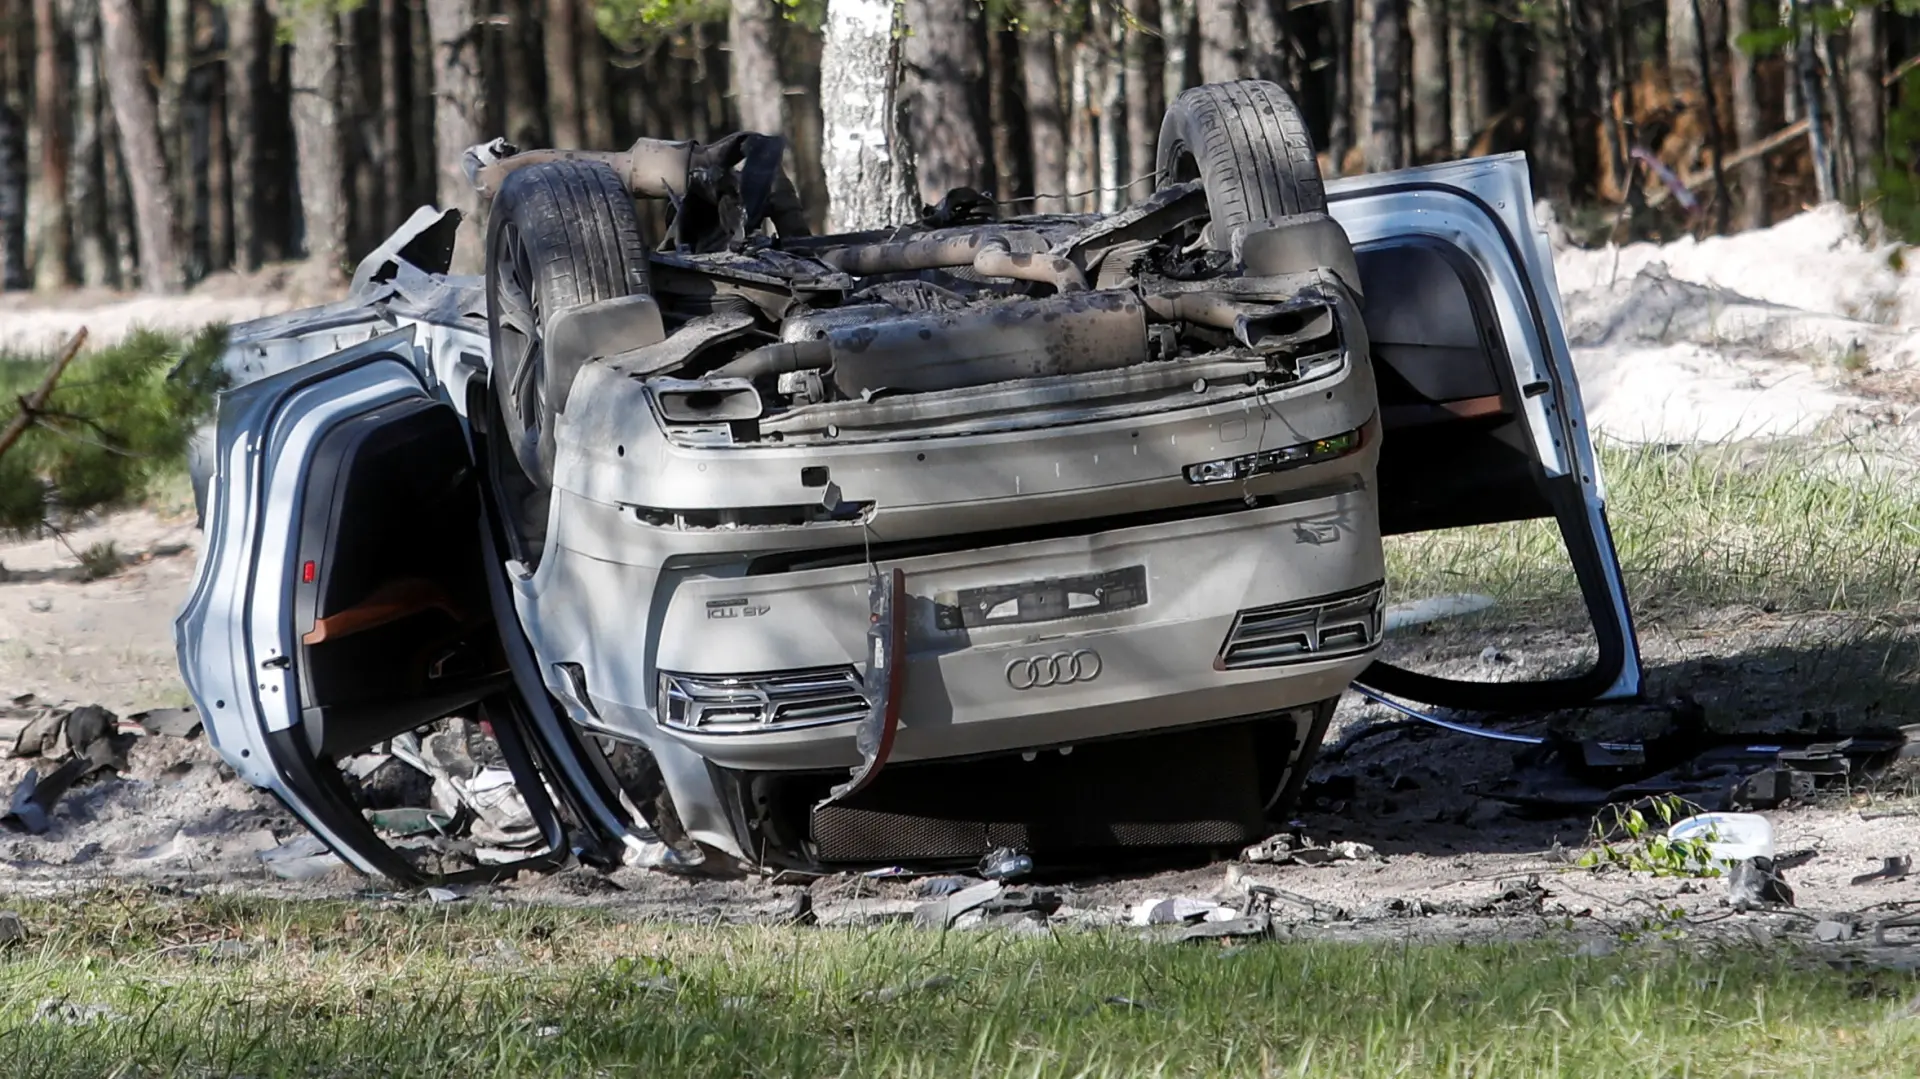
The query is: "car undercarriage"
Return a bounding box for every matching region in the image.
[176,80,1642,883]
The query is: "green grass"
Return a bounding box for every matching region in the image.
[1387,439,1920,619]
[1,889,1918,1077]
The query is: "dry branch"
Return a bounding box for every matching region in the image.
[0,328,90,464]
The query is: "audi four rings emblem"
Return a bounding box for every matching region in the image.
[1006,650,1102,690]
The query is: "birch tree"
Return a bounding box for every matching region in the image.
[820,0,913,230]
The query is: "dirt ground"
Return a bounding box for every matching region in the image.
[3,507,1917,957]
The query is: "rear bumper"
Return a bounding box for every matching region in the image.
[521,473,1383,770]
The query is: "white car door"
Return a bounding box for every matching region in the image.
[1325,154,1642,711]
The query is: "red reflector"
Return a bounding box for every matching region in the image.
[301,561,316,584]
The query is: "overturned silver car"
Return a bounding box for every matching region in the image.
[176,81,1641,882]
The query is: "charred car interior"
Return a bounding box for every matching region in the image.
[176,80,1642,882]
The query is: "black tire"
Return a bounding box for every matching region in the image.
[485,159,650,493]
[1156,80,1326,248]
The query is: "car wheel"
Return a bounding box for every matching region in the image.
[1156,80,1326,249]
[484,159,650,565]
[485,159,651,486]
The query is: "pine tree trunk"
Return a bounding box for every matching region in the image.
[986,21,1017,201]
[426,0,484,270]
[1667,0,1702,100]
[1159,0,1188,100]
[544,0,582,147]
[1068,27,1094,210]
[1408,0,1447,162]
[208,69,229,268]
[1531,0,1573,201]
[729,0,786,134]
[1846,1,1881,200]
[1245,0,1287,87]
[1364,0,1404,172]
[577,2,611,147]
[1448,0,1484,154]
[901,0,991,202]
[32,0,70,287]
[1020,13,1068,211]
[500,0,541,148]
[98,0,182,291]
[1195,0,1238,83]
[379,0,405,220]
[820,0,912,230]
[225,0,260,270]
[0,94,21,291]
[1351,0,1373,169]
[65,0,111,286]
[1327,0,1351,173]
[1124,0,1157,201]
[161,0,190,227]
[286,2,345,279]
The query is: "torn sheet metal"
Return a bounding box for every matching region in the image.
[821,567,906,808]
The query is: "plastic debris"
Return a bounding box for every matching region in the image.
[364,807,454,837]
[425,886,466,904]
[914,879,1002,929]
[258,834,345,881]
[1814,919,1858,944]
[916,875,979,898]
[33,1000,118,1025]
[977,846,1033,881]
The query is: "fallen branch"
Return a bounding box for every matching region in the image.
[0,328,89,464]
[1644,52,1920,210]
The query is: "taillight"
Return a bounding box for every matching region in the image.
[301,560,316,584]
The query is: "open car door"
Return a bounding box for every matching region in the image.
[1326,155,1642,711]
[174,331,580,882]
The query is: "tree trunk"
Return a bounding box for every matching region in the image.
[1690,0,1730,230]
[986,20,1017,201]
[0,94,21,291]
[1123,0,1157,201]
[208,67,229,269]
[426,0,485,270]
[1791,0,1835,202]
[1531,0,1573,201]
[1846,0,1881,200]
[1092,0,1122,211]
[1667,0,1702,101]
[1351,0,1373,169]
[1159,0,1188,100]
[161,0,191,227]
[901,0,991,202]
[378,0,405,224]
[1195,0,1238,83]
[32,0,70,287]
[543,0,581,147]
[729,0,785,134]
[1068,24,1094,210]
[66,0,111,286]
[1408,0,1447,162]
[225,0,260,270]
[1327,0,1351,174]
[98,0,182,291]
[577,1,611,147]
[286,2,346,279]
[820,0,912,230]
[500,0,541,148]
[1020,11,1067,211]
[1364,0,1404,172]
[1448,0,1483,155]
[1244,0,1285,86]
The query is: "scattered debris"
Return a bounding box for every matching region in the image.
[1130,897,1239,926]
[1669,812,1773,869]
[916,875,980,898]
[1573,938,1617,959]
[0,910,24,945]
[1382,593,1495,633]
[425,886,467,904]
[3,758,88,834]
[258,835,345,881]
[1814,918,1858,944]
[26,597,50,613]
[364,807,454,838]
[977,846,1033,882]
[133,707,202,740]
[914,880,1002,930]
[1851,856,1911,886]
[1727,857,1796,910]
[33,1000,117,1025]
[1239,833,1379,866]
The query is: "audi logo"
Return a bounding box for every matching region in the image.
[1006,649,1102,690]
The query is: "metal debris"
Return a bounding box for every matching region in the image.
[1131,897,1238,926]
[1851,856,1911,886]
[977,846,1033,881]
[1814,918,1858,944]
[913,879,1002,929]
[133,707,202,740]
